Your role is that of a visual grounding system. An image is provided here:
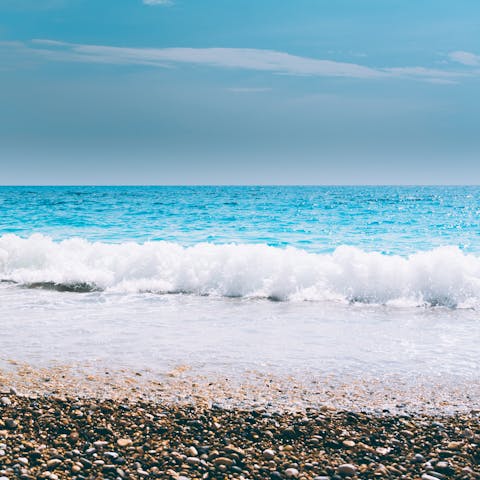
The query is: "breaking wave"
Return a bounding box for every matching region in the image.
[1,234,480,308]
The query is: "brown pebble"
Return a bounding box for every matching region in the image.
[117,438,132,447]
[213,457,234,467]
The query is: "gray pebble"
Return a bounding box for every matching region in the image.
[336,464,357,477]
[263,448,276,460]
[4,419,17,430]
[436,461,449,471]
[428,472,446,479]
[422,475,440,480]
[285,468,299,478]
[93,441,108,448]
[104,451,119,460]
[413,453,426,463]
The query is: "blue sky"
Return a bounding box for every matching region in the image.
[0,0,479,184]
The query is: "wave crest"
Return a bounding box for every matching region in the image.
[0,234,479,307]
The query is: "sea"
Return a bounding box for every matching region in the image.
[0,186,479,408]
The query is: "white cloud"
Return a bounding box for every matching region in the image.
[21,40,393,79]
[142,0,173,5]
[449,51,480,67]
[384,66,462,79]
[1,39,472,84]
[383,66,466,84]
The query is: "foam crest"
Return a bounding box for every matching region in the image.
[0,234,479,307]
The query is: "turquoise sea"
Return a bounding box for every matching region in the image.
[0,186,479,406]
[2,186,480,253]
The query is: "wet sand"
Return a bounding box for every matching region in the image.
[0,362,479,414]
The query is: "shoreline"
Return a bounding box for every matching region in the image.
[1,362,479,416]
[1,390,479,479]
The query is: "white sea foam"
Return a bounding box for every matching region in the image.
[0,233,479,307]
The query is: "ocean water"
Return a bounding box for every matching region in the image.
[0,186,479,399]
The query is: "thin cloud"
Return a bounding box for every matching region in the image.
[142,0,173,5]
[383,66,467,84]
[2,40,472,83]
[31,41,384,79]
[449,51,480,67]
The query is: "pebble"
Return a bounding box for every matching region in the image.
[4,419,17,430]
[104,451,119,460]
[93,440,108,448]
[446,441,462,450]
[0,397,11,406]
[422,475,439,480]
[376,446,391,455]
[285,468,299,478]
[435,461,449,471]
[186,456,201,466]
[336,464,357,477]
[263,448,276,460]
[46,459,62,469]
[213,457,234,467]
[186,446,198,456]
[117,438,132,447]
[79,458,92,468]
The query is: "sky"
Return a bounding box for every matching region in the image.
[0,0,479,185]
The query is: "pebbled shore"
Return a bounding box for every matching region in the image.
[0,392,479,480]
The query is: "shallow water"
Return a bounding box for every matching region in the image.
[0,286,478,381]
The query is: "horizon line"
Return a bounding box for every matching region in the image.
[0,184,480,188]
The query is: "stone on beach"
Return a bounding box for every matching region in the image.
[186,446,198,456]
[263,448,276,460]
[285,467,299,478]
[336,464,358,476]
[116,438,132,447]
